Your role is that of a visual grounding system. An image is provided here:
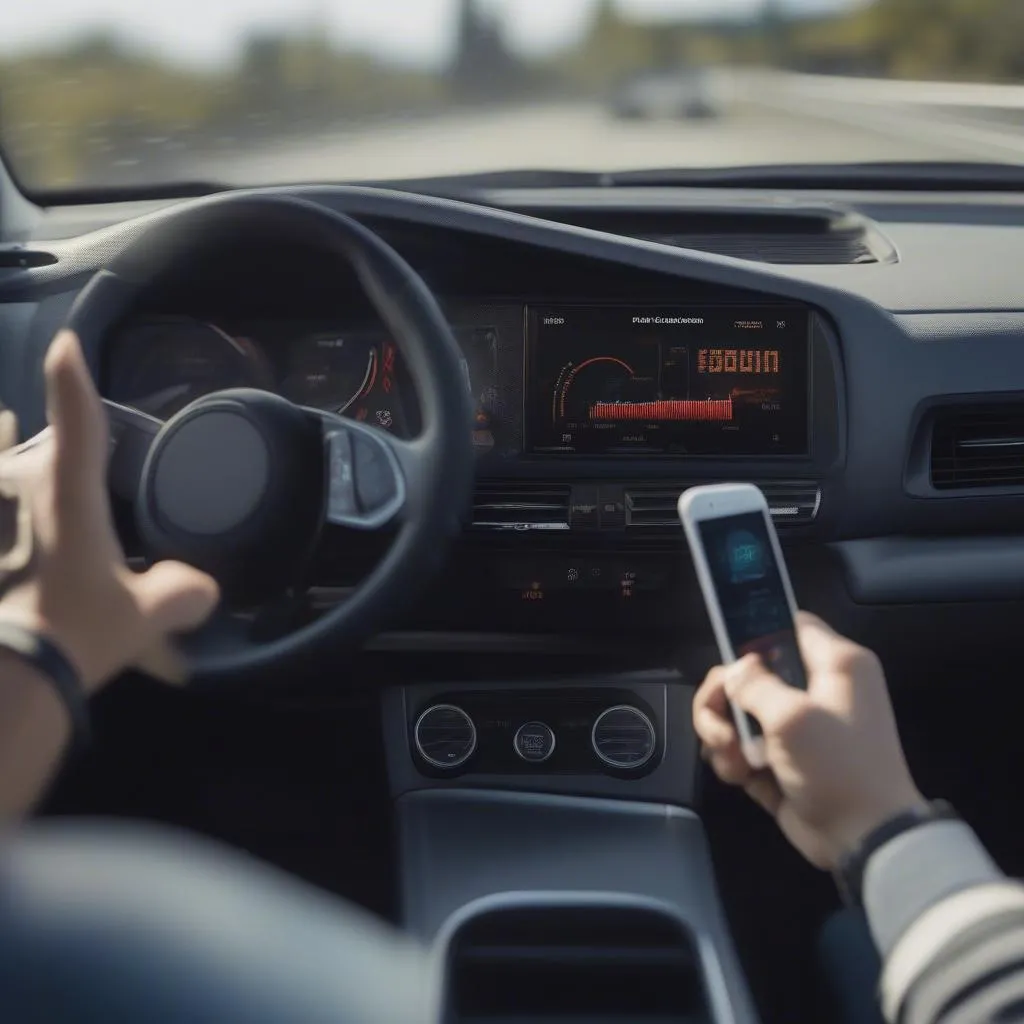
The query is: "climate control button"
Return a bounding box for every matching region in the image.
[513,721,556,763]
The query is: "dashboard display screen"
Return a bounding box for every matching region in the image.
[526,306,810,456]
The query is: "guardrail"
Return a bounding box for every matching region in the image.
[761,70,1024,110]
[732,68,1024,163]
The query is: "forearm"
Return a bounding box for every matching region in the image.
[865,821,1024,1024]
[0,652,71,819]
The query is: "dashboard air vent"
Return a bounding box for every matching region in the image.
[626,481,821,531]
[931,405,1024,489]
[471,483,571,532]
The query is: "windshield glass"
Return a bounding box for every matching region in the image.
[1,0,1022,193]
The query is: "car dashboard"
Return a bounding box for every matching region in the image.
[2,182,1024,686]
[8,178,1024,1024]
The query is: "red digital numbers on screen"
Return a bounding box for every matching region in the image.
[697,349,780,374]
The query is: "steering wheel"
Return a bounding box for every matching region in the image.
[65,192,475,683]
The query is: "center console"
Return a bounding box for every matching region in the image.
[377,294,842,1023]
[384,670,759,1023]
[398,789,757,1024]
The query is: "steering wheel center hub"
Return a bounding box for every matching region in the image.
[136,389,326,602]
[152,410,270,535]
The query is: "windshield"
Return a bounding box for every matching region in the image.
[1,0,1022,194]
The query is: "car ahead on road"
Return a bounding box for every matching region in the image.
[608,67,720,120]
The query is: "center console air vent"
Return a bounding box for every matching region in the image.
[626,481,821,531]
[471,483,571,532]
[515,208,894,265]
[931,404,1024,490]
[447,906,710,1022]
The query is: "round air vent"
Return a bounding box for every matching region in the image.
[591,705,656,770]
[414,704,477,769]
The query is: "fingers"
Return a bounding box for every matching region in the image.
[45,331,108,507]
[706,744,755,786]
[694,667,752,785]
[793,611,848,673]
[725,653,808,734]
[0,410,17,452]
[134,640,190,686]
[794,611,835,633]
[744,772,784,817]
[693,666,737,748]
[130,560,220,638]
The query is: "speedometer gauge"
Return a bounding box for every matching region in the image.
[281,332,378,415]
[106,317,273,419]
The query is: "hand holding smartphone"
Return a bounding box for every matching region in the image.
[679,483,807,769]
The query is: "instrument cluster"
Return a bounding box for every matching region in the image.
[104,316,410,434]
[104,315,505,448]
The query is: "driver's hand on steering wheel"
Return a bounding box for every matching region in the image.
[693,612,926,870]
[0,331,219,693]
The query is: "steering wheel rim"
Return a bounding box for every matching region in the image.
[64,192,475,683]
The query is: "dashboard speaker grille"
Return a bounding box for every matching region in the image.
[471,483,571,532]
[625,481,821,531]
[931,405,1024,489]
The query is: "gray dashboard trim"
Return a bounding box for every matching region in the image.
[896,312,1024,341]
[833,536,1024,604]
[397,787,759,1024]
[1,184,869,312]
[18,184,1024,312]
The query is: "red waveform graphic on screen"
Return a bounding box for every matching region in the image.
[589,398,734,422]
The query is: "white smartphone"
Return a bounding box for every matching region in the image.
[678,483,807,769]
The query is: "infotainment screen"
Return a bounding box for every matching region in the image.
[526,306,810,456]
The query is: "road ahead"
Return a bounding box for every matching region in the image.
[190,84,1024,186]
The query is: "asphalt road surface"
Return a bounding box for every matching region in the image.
[190,90,1024,187]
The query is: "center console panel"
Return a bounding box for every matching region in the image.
[381,672,700,805]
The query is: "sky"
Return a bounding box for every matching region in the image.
[0,0,857,68]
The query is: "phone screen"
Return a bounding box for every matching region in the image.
[697,510,807,736]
